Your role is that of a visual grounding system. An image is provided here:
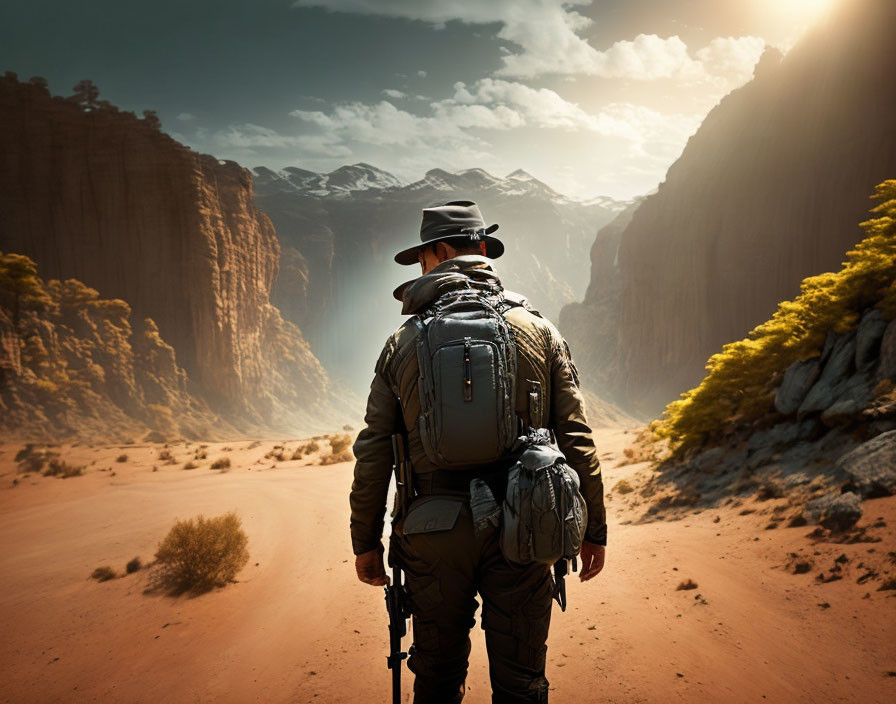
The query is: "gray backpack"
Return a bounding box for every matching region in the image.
[500,431,588,565]
[412,288,518,469]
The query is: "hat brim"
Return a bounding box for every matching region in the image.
[393,225,502,265]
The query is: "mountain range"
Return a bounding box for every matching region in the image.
[251,162,631,391]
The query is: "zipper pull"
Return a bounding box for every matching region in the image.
[463,337,472,402]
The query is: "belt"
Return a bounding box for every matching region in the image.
[413,469,485,496]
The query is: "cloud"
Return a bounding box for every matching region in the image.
[176,112,195,121]
[382,88,407,99]
[212,123,351,157]
[292,0,764,84]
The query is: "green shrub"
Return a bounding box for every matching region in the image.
[655,181,896,456]
[154,512,249,592]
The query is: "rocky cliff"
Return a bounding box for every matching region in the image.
[252,163,629,391]
[638,181,896,531]
[567,0,896,415]
[0,75,337,433]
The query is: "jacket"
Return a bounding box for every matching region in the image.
[349,255,607,554]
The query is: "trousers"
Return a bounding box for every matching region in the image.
[389,490,553,704]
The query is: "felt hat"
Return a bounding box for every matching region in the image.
[394,200,502,265]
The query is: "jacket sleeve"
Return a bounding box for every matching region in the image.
[548,332,608,546]
[349,338,398,555]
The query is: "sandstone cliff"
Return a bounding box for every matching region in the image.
[0,75,337,433]
[567,0,896,415]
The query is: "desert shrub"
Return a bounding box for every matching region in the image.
[328,433,352,455]
[676,579,698,591]
[303,441,320,455]
[613,479,634,495]
[655,181,896,457]
[91,566,117,582]
[194,449,207,460]
[158,449,173,461]
[116,454,128,463]
[43,459,84,478]
[154,512,250,592]
[126,557,142,573]
[183,460,198,470]
[210,457,231,470]
[16,446,58,474]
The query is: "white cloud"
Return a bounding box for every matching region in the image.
[382,88,407,99]
[176,112,195,121]
[292,0,764,84]
[416,70,427,78]
[212,123,352,157]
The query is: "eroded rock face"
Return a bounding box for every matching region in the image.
[0,76,332,429]
[571,0,896,414]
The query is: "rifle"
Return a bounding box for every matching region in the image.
[385,430,412,703]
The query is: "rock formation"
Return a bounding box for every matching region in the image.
[0,75,339,434]
[566,0,896,415]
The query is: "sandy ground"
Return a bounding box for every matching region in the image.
[0,428,894,704]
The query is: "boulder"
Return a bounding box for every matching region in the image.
[775,358,821,414]
[855,308,888,370]
[820,399,862,427]
[836,430,896,497]
[798,332,857,415]
[805,491,863,531]
[878,318,896,381]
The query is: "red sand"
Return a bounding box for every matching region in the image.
[0,429,894,703]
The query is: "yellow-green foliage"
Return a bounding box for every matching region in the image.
[655,180,896,456]
[154,512,249,591]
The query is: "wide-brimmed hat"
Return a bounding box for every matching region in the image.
[394,200,503,265]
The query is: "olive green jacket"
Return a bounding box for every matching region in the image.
[350,255,607,554]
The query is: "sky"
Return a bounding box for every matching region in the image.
[1,0,839,199]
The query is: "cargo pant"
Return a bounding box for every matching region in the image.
[389,481,554,704]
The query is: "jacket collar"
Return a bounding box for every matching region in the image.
[392,255,504,315]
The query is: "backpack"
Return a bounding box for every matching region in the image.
[500,430,588,565]
[412,287,518,469]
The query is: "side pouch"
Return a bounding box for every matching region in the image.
[402,497,464,535]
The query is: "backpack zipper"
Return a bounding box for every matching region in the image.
[463,337,472,402]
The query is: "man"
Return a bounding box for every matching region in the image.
[350,200,607,703]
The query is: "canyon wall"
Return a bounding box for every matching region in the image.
[567,0,896,415]
[0,75,335,432]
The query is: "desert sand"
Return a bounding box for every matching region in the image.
[1,427,894,704]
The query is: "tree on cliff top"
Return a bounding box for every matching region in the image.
[0,252,52,330]
[654,180,896,456]
[70,79,100,111]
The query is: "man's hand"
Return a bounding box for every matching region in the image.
[579,541,605,582]
[355,545,390,586]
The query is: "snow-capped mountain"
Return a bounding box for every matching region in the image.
[251,162,634,392]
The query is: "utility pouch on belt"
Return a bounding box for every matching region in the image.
[499,429,587,566]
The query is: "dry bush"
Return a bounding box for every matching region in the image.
[613,479,634,495]
[43,459,85,478]
[116,454,128,463]
[158,449,174,461]
[154,512,249,592]
[194,449,207,460]
[16,446,58,474]
[210,457,231,470]
[126,557,142,573]
[676,579,698,591]
[303,441,320,455]
[91,566,117,582]
[183,460,199,470]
